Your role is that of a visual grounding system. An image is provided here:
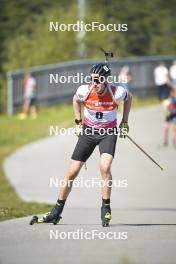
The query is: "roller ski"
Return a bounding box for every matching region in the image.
[29,201,64,225]
[101,203,112,227]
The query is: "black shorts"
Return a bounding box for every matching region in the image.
[30,97,37,106]
[25,97,37,106]
[71,125,118,162]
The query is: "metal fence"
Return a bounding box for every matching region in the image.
[7,55,176,115]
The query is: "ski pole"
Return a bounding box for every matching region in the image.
[127,135,164,171]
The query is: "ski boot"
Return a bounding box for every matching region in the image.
[101,203,112,227]
[29,202,63,225]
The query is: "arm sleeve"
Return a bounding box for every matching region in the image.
[76,85,89,101]
[114,86,128,102]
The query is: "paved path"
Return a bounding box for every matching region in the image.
[1,105,176,264]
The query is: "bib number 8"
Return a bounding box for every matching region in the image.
[96,112,103,119]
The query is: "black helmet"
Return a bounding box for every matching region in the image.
[90,63,111,78]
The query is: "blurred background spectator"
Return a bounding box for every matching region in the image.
[154,62,170,101]
[169,61,176,87]
[18,73,37,120]
[162,85,176,147]
[118,65,132,90]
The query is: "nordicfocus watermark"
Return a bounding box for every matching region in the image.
[49,73,128,85]
[49,126,128,137]
[50,229,128,240]
[50,21,128,32]
[49,177,128,189]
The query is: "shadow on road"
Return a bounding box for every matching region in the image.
[118,208,176,212]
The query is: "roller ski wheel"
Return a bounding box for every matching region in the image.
[101,205,112,227]
[29,214,47,225]
[29,215,39,225]
[29,215,47,225]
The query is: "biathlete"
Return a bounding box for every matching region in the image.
[30,63,132,226]
[163,85,176,147]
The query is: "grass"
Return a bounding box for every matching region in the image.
[0,97,158,221]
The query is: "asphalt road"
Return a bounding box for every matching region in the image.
[1,105,176,264]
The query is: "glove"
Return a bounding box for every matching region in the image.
[75,124,83,137]
[119,121,129,138]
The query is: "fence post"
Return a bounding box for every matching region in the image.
[7,73,13,116]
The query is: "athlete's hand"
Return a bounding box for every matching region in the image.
[119,121,129,138]
[75,124,83,137]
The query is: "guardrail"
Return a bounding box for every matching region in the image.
[7,55,176,115]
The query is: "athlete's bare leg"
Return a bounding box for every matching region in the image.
[18,100,30,119]
[23,100,30,114]
[30,105,37,119]
[30,105,37,114]
[172,124,176,147]
[59,160,84,200]
[99,153,113,199]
